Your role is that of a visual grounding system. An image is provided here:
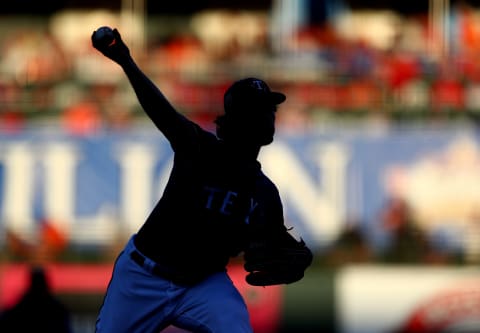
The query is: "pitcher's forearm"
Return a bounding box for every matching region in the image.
[120,58,178,129]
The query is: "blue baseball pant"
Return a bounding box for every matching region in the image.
[95,236,253,333]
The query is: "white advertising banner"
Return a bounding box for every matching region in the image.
[336,265,480,333]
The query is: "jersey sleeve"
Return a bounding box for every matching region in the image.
[118,57,214,152]
[163,113,213,152]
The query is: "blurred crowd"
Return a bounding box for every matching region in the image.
[2,4,480,134]
[321,196,469,268]
[2,195,475,267]
[2,5,480,267]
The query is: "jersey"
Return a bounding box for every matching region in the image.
[134,114,286,283]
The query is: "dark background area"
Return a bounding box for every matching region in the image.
[1,0,479,15]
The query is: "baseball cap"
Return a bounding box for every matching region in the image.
[224,78,286,114]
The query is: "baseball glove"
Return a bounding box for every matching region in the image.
[243,229,313,286]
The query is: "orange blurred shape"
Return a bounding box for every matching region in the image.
[40,220,68,251]
[5,230,33,258]
[62,101,101,135]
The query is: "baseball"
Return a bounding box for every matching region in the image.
[93,26,115,47]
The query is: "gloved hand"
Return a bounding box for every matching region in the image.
[91,27,131,65]
[244,231,313,286]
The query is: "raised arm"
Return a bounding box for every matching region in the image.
[91,27,189,139]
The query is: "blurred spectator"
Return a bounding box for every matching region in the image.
[342,77,382,112]
[0,266,72,333]
[156,34,208,72]
[452,1,480,57]
[0,29,69,84]
[379,197,427,263]
[430,60,465,114]
[0,109,25,133]
[379,197,451,264]
[335,39,376,79]
[61,97,102,135]
[381,35,422,94]
[4,219,68,263]
[325,220,373,266]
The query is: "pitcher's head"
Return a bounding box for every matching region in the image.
[216,78,286,146]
